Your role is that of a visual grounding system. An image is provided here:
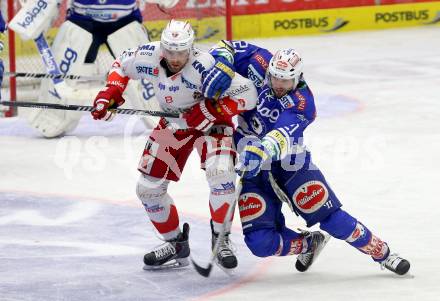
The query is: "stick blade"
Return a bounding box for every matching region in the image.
[191,259,213,277]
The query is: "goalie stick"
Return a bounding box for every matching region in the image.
[191,178,242,277]
[0,101,179,118]
[4,72,105,81]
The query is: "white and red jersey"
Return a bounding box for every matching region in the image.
[107,41,257,129]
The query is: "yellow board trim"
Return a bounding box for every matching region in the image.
[233,2,440,39]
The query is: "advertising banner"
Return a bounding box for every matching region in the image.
[233,1,440,38]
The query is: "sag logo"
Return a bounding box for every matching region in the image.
[17,0,48,29]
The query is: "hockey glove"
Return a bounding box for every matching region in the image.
[92,85,125,121]
[235,142,270,179]
[202,57,235,99]
[182,98,223,131]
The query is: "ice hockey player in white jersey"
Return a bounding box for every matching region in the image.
[11,0,178,137]
[91,20,258,271]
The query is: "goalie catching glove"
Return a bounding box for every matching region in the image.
[92,85,125,121]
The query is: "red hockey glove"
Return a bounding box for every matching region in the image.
[182,99,223,131]
[92,85,125,121]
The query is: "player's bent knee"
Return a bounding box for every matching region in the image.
[136,174,170,207]
[319,209,357,240]
[205,154,235,185]
[244,229,279,257]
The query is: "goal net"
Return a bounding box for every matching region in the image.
[1,0,231,117]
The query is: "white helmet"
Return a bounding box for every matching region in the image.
[161,20,195,52]
[268,48,304,89]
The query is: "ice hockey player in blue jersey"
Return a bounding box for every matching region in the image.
[201,41,411,275]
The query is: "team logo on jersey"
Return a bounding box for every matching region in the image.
[279,94,294,109]
[295,91,306,111]
[192,60,206,74]
[212,182,235,196]
[182,76,198,89]
[254,54,269,69]
[238,193,266,223]
[292,181,329,214]
[226,84,250,98]
[135,65,159,77]
[248,65,264,88]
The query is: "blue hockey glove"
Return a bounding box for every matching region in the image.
[235,142,270,179]
[202,57,235,99]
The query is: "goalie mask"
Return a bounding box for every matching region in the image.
[267,48,303,97]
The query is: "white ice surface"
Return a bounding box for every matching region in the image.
[1,26,440,300]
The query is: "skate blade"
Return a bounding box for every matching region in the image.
[143,257,189,271]
[297,234,331,272]
[214,259,236,277]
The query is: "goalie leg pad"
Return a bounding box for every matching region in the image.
[27,21,93,137]
[136,174,180,240]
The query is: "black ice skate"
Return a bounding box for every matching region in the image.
[211,220,238,270]
[295,230,331,272]
[143,223,190,270]
[380,253,410,275]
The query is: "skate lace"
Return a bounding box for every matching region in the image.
[153,243,176,260]
[297,252,312,265]
[218,236,235,257]
[380,253,401,271]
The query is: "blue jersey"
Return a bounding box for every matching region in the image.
[67,0,141,23]
[211,41,316,170]
[0,10,6,33]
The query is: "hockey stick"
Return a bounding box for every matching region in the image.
[4,71,105,81]
[0,101,179,118]
[191,178,242,277]
[268,171,297,214]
